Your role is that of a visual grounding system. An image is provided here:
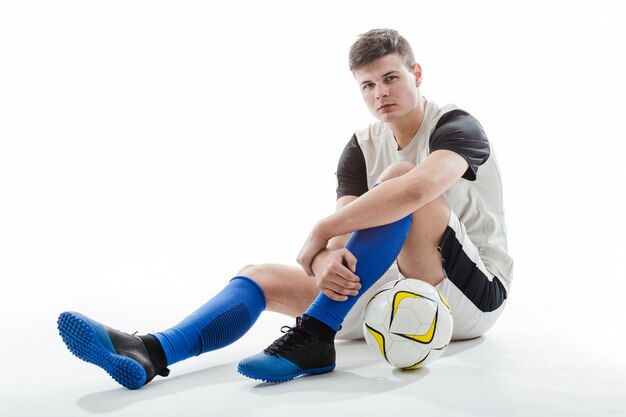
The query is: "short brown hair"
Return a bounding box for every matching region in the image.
[349,29,416,72]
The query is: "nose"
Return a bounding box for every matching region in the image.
[375,85,389,100]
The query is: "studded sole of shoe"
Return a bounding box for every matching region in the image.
[237,364,336,383]
[57,311,146,390]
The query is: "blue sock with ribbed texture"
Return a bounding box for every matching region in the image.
[304,214,413,331]
[154,276,266,366]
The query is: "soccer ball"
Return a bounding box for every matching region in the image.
[363,278,453,369]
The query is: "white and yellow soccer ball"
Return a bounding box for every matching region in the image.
[363,278,453,369]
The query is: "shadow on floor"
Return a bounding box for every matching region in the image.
[76,337,486,412]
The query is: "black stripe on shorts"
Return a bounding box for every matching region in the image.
[438,226,507,312]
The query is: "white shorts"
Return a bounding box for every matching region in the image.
[336,209,507,341]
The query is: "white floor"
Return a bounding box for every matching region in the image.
[3,268,626,417]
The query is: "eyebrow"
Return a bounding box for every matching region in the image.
[360,71,399,86]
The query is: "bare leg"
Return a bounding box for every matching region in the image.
[238,263,320,317]
[376,162,450,287]
[396,196,449,286]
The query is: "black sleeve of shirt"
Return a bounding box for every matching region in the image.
[429,110,491,181]
[336,134,369,199]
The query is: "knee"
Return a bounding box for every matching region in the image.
[412,196,450,223]
[377,161,415,183]
[236,264,273,298]
[237,264,266,279]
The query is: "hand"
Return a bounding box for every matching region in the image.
[297,224,331,276]
[311,248,360,302]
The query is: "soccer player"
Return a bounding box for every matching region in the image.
[58,28,513,388]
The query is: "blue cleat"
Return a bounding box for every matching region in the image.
[57,311,169,389]
[238,315,336,383]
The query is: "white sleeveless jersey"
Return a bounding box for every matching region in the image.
[351,99,513,290]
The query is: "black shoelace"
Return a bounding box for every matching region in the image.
[264,317,317,356]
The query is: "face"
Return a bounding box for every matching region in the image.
[353,53,423,124]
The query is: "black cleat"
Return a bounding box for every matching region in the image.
[57,311,169,389]
[238,315,336,383]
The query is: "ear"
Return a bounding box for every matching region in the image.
[413,63,423,87]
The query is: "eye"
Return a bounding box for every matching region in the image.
[385,75,398,82]
[362,83,374,90]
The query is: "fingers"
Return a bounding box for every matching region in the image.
[322,285,359,302]
[341,249,358,273]
[323,289,350,302]
[309,247,361,301]
[319,272,361,302]
[323,261,360,288]
[326,276,361,293]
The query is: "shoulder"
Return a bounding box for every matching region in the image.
[354,121,390,144]
[429,102,485,138]
[427,103,490,181]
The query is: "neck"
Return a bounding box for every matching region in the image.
[389,97,426,150]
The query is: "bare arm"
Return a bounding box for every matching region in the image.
[298,150,469,275]
[309,195,360,301]
[325,195,358,250]
[320,150,468,236]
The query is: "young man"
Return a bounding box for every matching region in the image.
[58,29,512,388]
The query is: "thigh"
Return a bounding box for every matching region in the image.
[238,263,320,318]
[436,278,506,340]
[397,196,450,286]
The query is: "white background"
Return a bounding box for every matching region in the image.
[1,1,625,416]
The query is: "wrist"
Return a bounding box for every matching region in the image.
[315,217,336,241]
[311,248,331,272]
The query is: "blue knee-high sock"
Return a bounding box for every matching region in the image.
[304,214,413,331]
[153,276,266,366]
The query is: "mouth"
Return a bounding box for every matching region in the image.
[378,103,394,111]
